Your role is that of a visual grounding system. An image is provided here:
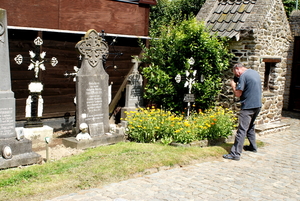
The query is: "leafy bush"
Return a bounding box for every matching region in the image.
[140,18,233,112]
[124,107,237,145]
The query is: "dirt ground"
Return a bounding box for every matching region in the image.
[32,130,84,162]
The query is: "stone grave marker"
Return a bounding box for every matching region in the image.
[0,8,41,169]
[121,56,143,119]
[75,29,110,137]
[63,29,124,149]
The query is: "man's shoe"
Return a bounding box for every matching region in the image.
[223,154,240,161]
[243,145,257,153]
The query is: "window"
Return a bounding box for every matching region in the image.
[264,62,272,91]
[262,57,281,92]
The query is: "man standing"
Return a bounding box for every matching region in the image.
[223,63,262,161]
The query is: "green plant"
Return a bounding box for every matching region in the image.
[283,0,299,18]
[140,18,233,112]
[124,106,237,144]
[150,0,205,32]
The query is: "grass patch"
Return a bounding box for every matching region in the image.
[0,140,264,201]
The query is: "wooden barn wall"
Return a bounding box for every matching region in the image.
[8,29,144,120]
[1,0,150,36]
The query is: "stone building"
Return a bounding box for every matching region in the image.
[196,0,293,127]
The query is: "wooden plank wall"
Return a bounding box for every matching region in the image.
[9,29,143,120]
[2,0,150,36]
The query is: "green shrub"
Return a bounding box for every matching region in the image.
[124,106,237,145]
[140,18,233,112]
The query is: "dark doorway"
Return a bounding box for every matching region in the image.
[290,36,300,111]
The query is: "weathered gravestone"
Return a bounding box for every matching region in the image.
[121,56,144,120]
[62,29,124,149]
[0,8,41,169]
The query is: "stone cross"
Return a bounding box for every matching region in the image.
[131,56,141,75]
[75,29,110,137]
[76,31,108,68]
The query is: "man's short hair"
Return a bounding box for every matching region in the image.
[233,63,244,69]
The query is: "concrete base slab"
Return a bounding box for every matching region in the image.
[0,138,41,169]
[62,133,125,149]
[256,121,290,135]
[0,152,42,169]
[17,125,53,141]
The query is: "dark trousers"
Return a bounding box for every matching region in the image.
[230,107,261,157]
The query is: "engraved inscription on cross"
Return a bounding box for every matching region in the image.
[75,29,108,67]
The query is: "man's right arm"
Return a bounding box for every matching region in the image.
[230,80,242,97]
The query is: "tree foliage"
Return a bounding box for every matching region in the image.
[283,0,299,17]
[150,0,205,31]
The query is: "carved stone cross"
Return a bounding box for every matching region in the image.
[131,56,141,74]
[75,29,108,67]
[128,56,142,84]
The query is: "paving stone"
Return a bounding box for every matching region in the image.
[46,112,300,201]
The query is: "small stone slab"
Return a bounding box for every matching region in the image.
[17,125,53,141]
[62,133,124,149]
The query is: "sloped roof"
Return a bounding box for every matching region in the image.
[196,0,273,40]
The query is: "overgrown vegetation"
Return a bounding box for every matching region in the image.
[124,106,237,144]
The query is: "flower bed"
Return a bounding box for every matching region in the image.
[124,107,237,145]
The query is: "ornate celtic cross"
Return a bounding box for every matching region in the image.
[75,29,108,67]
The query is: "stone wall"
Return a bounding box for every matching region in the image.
[219,0,292,124]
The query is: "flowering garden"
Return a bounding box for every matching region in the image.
[124,107,237,145]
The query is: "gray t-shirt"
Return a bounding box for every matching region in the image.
[236,69,262,109]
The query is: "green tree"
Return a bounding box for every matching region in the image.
[150,0,205,32]
[140,18,232,112]
[283,0,299,17]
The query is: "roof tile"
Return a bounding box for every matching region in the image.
[246,3,255,12]
[218,14,228,23]
[205,0,257,39]
[231,4,240,13]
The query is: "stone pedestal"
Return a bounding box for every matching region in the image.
[0,138,41,169]
[16,125,53,141]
